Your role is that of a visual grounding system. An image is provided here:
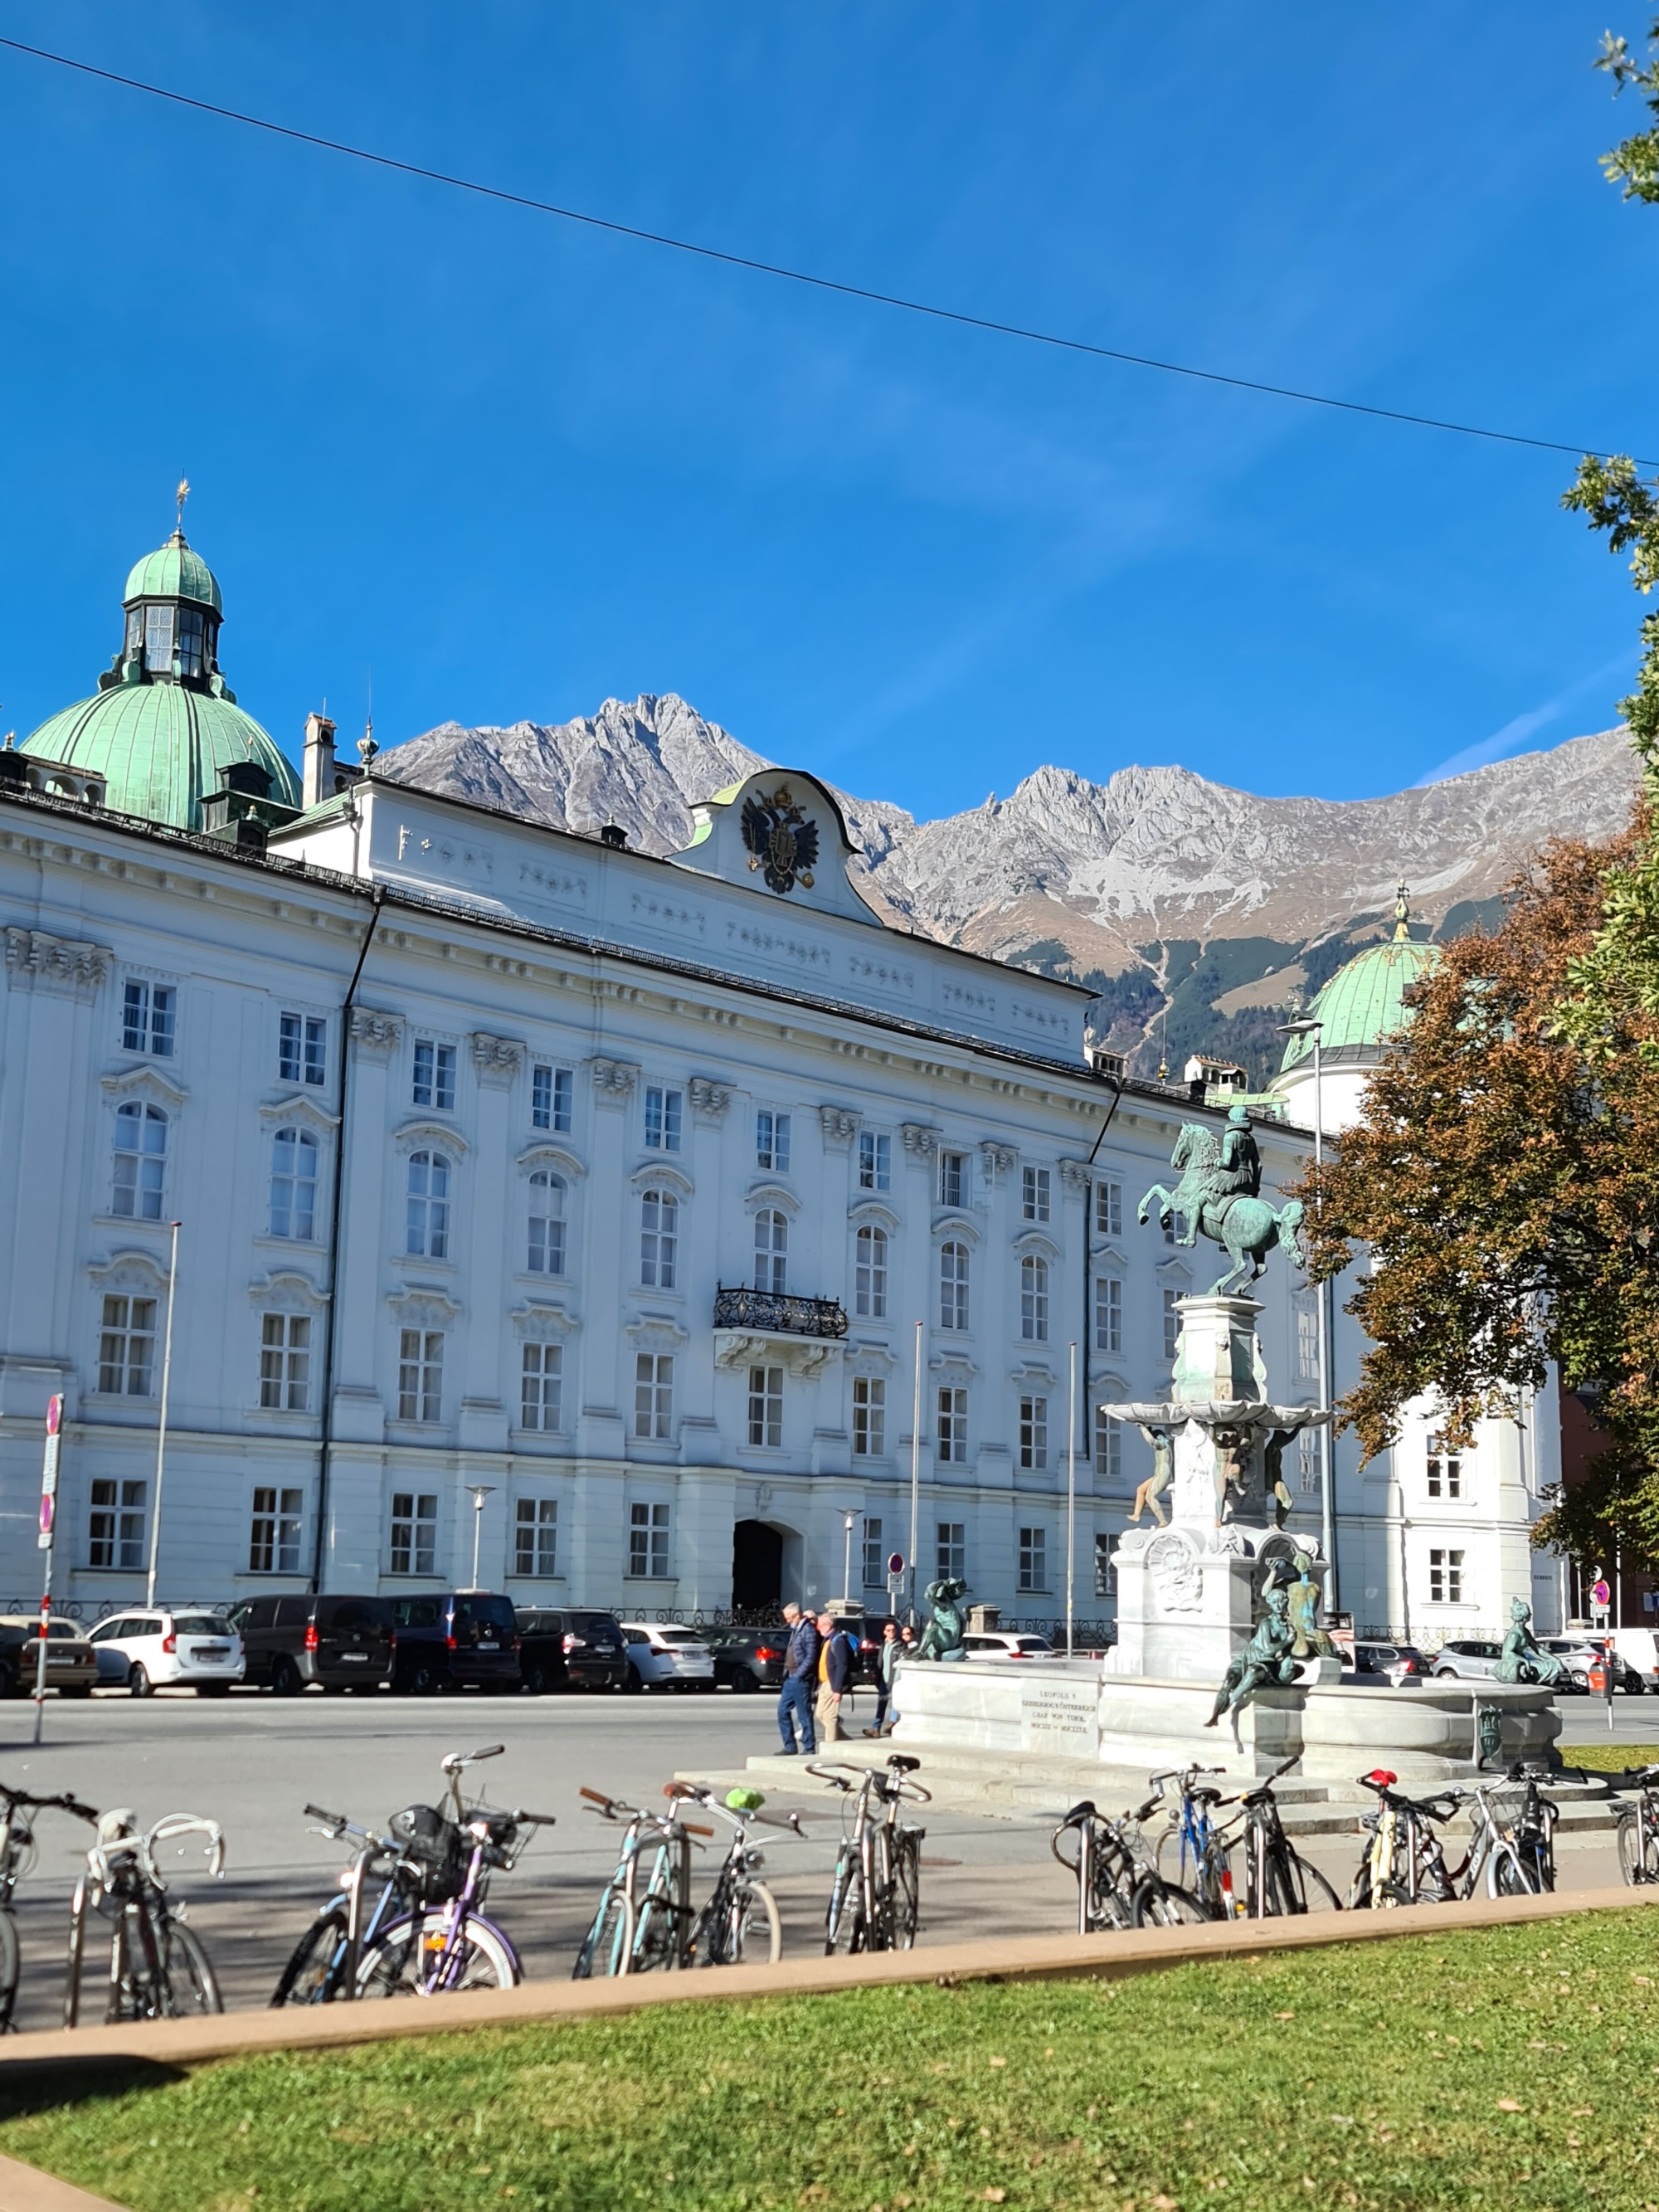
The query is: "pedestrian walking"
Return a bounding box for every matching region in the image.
[815,1609,852,1743]
[776,1602,820,1755]
[865,1618,902,1737]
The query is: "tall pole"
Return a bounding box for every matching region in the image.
[841,1512,856,1605]
[1311,1032,1337,1609]
[32,1395,63,1747]
[466,1484,495,1587]
[144,1221,182,1610]
[1065,1339,1078,1658]
[908,1319,923,1625]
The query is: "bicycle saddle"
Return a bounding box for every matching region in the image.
[1059,1800,1097,1825]
[888,1755,921,1773]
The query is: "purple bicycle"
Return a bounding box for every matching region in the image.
[354,1745,555,1997]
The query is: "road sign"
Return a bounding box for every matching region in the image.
[1593,1577,1612,1610]
[888,1552,905,1576]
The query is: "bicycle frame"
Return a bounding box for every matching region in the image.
[577,1787,713,1973]
[810,1756,930,1953]
[66,1807,226,2027]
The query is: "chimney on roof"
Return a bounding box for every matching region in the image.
[599,823,627,850]
[303,712,338,809]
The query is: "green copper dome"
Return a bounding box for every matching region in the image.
[123,535,222,614]
[1280,918,1440,1074]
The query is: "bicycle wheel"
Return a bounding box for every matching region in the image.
[1487,1846,1541,1898]
[1617,1810,1659,1887]
[1258,1844,1342,1917]
[63,1878,91,2028]
[825,1845,866,1956]
[630,1881,681,1974]
[158,1922,221,2015]
[358,1912,518,1996]
[270,1907,349,2006]
[0,1910,18,2033]
[572,1888,635,1980]
[889,1833,920,1950]
[722,1879,782,1966]
[1130,1878,1214,1928]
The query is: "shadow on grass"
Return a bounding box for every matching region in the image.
[0,2057,187,2122]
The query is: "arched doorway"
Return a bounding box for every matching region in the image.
[732,1519,784,1613]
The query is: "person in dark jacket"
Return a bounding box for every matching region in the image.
[865,1618,902,1737]
[815,1610,853,1743]
[776,1602,820,1754]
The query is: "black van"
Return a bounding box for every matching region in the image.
[228,1594,396,1693]
[517,1608,629,1693]
[389,1591,521,1694]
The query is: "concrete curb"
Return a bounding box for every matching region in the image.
[0,2152,130,2210]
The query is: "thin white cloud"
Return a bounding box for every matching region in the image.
[1413,650,1635,786]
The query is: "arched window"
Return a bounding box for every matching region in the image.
[640,1188,679,1288]
[405,1151,451,1259]
[939,1241,970,1332]
[1020,1253,1049,1342]
[269,1127,319,1240]
[854,1225,888,1318]
[754,1209,788,1294]
[528,1171,567,1275]
[112,1100,168,1220]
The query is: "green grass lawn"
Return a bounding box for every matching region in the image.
[5,1910,1659,2212]
[1559,1742,1659,1773]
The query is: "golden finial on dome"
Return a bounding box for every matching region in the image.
[1394,878,1410,942]
[171,476,191,546]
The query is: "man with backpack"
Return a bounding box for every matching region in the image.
[776,1602,820,1755]
[815,1610,855,1743]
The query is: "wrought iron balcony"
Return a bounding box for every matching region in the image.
[713,1285,849,1340]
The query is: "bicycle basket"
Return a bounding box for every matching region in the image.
[388,1803,468,1900]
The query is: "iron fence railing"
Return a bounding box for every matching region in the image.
[712,1285,849,1339]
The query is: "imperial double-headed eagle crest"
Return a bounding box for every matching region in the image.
[740,783,818,895]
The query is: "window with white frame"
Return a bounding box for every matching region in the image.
[390,1491,438,1575]
[635,1353,674,1440]
[859,1130,891,1191]
[514,1496,558,1578]
[863,1516,884,1588]
[112,1099,168,1220]
[1163,1209,1186,1247]
[1019,1394,1048,1470]
[854,1224,888,1318]
[1298,1428,1323,1493]
[629,1500,670,1577]
[640,1189,679,1288]
[644,1085,683,1152]
[520,1342,562,1431]
[1296,1300,1320,1383]
[1022,1165,1051,1223]
[1426,1434,1463,1498]
[397,1330,444,1423]
[249,1486,304,1573]
[1094,1406,1121,1483]
[98,1294,157,1396]
[527,1172,567,1274]
[756,1110,791,1173]
[853,1374,886,1457]
[279,1011,327,1087]
[1428,1547,1464,1605]
[1095,1274,1121,1353]
[259,1313,311,1411]
[939,1149,970,1208]
[1020,1254,1050,1342]
[937,1386,968,1464]
[531,1063,573,1133]
[939,1241,970,1331]
[1095,1179,1122,1238]
[1163,1289,1181,1362]
[753,1209,788,1294]
[269,1127,319,1240]
[747,1363,784,1448]
[121,978,175,1057]
[1018,1525,1048,1591]
[89,1477,147,1569]
[411,1038,456,1111]
[1094,1531,1117,1599]
[405,1151,452,1259]
[937,1520,966,1580]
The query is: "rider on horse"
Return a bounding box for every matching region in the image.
[1198,1106,1261,1234]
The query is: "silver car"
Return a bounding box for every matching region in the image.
[1430,1638,1505,1682]
[86,1609,246,1697]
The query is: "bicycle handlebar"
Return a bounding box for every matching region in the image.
[440,1744,505,1775]
[0,1786,99,1823]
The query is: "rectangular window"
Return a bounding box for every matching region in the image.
[1428,1547,1465,1605]
[259,1312,312,1411]
[854,1226,888,1318]
[937,1520,966,1581]
[629,1500,670,1578]
[531,1063,573,1133]
[640,1190,678,1289]
[519,1342,562,1431]
[120,978,175,1057]
[514,1496,558,1578]
[756,1110,791,1173]
[1163,1289,1181,1363]
[1095,1180,1122,1238]
[634,1353,674,1440]
[1018,1526,1048,1592]
[644,1085,683,1152]
[1299,1428,1323,1494]
[859,1130,891,1192]
[1020,1257,1049,1342]
[1022,1165,1051,1223]
[143,602,174,674]
[1095,1274,1122,1354]
[411,1038,456,1111]
[1094,1531,1117,1599]
[279,1012,327,1087]
[1094,1407,1121,1483]
[1426,1435,1462,1499]
[390,1491,439,1576]
[1297,1302,1320,1384]
[863,1516,884,1589]
[937,1386,968,1465]
[249,1486,304,1573]
[747,1363,784,1449]
[853,1375,886,1457]
[1019,1394,1048,1471]
[938,1150,970,1209]
[97,1294,157,1396]
[88,1478,147,1570]
[397,1329,444,1424]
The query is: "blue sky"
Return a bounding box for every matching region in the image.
[2,4,1654,819]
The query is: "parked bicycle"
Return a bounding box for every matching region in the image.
[810,1753,930,1955]
[669,1783,800,1966]
[1231,1761,1342,1918]
[65,1805,226,2026]
[1350,1770,1457,1907]
[1600,1761,1659,1885]
[572,1785,713,1977]
[1050,1791,1162,1933]
[1141,1764,1234,1926]
[271,1802,432,2006]
[0,1786,98,2031]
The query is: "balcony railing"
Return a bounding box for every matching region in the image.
[713,1285,849,1340]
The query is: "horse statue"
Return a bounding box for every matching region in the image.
[1138,1113,1306,1295]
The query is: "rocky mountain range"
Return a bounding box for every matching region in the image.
[377,697,1639,1084]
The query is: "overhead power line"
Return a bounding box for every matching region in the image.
[4,32,1654,470]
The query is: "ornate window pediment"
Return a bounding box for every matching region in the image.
[625,1313,689,1354]
[100,1064,187,1112]
[845,1340,897,1378]
[1155,1254,1193,1281]
[928,1349,979,1381]
[511,1299,579,1342]
[394,1118,470,1158]
[88,1248,171,1295]
[247,1268,328,1313]
[932,1211,980,1247]
[1092,1240,1128,1271]
[746,1180,800,1218]
[629,1159,693,1198]
[260,1094,340,1136]
[518,1142,586,1181]
[847,1198,901,1234]
[1011,1227,1061,1261]
[1010,1358,1056,1388]
[387,1285,461,1328]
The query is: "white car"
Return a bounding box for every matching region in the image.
[619,1622,715,1692]
[961,1632,1053,1659]
[86,1609,246,1697]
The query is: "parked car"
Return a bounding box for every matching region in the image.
[1429,1639,1506,1683]
[619,1622,715,1692]
[0,1616,97,1698]
[705,1626,789,1693]
[1540,1637,1646,1694]
[227,1594,396,1693]
[85,1610,245,1697]
[388,1591,520,1694]
[961,1631,1054,1659]
[1341,1640,1428,1687]
[1602,1628,1659,1691]
[515,1608,629,1694]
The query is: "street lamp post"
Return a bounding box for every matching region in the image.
[1065,1340,1078,1658]
[144,1221,182,1610]
[465,1485,496,1588]
[908,1319,923,1625]
[1277,1016,1337,1608]
[840,1511,858,1605]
